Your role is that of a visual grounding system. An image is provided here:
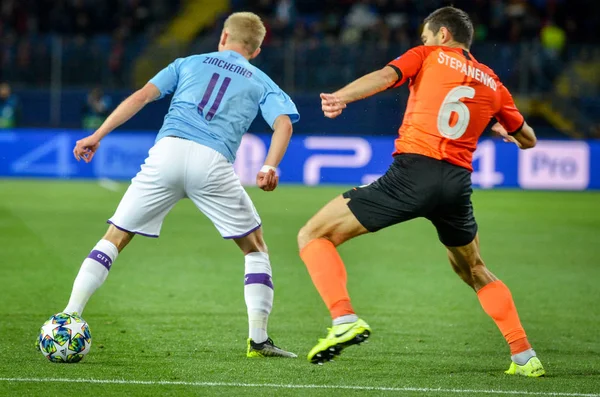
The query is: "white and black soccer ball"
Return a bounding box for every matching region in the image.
[37,313,92,363]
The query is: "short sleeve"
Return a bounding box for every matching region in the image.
[494,84,524,134]
[386,46,429,87]
[260,86,300,129]
[149,58,183,99]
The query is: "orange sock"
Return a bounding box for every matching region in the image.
[477,280,532,355]
[300,238,354,319]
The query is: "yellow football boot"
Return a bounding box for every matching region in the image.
[505,356,546,377]
[308,318,371,364]
[247,337,297,358]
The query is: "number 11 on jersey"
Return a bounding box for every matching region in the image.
[198,73,231,121]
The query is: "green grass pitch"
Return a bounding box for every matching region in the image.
[1,180,599,396]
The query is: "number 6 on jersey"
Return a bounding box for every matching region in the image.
[437,85,475,140]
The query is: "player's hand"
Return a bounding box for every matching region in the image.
[256,168,279,192]
[320,93,346,119]
[492,122,523,149]
[73,134,101,163]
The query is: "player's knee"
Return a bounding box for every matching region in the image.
[297,223,326,251]
[297,225,312,252]
[299,221,348,251]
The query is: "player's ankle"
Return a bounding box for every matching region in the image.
[509,336,532,355]
[511,348,536,365]
[333,314,359,326]
[330,300,355,320]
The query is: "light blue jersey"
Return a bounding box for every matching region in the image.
[149,50,300,162]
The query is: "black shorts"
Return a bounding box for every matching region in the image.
[343,154,477,247]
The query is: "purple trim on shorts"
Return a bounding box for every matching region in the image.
[88,250,112,271]
[223,223,262,240]
[106,220,159,238]
[244,273,274,289]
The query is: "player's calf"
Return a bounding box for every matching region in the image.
[243,251,273,344]
[447,250,474,288]
[446,237,544,375]
[63,226,133,316]
[63,239,119,315]
[234,228,280,347]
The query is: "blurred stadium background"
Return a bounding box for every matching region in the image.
[0,0,599,188]
[1,2,600,395]
[0,0,599,134]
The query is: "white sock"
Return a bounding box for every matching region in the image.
[244,252,273,344]
[512,348,536,365]
[64,239,118,315]
[333,314,359,326]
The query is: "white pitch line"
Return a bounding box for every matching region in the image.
[0,378,598,397]
[97,178,121,192]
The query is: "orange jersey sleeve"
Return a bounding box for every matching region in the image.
[494,83,525,134]
[386,46,433,88]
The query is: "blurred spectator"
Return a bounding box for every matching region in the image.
[0,82,19,128]
[236,0,599,46]
[0,0,598,94]
[109,28,127,86]
[82,87,111,130]
[0,0,181,87]
[540,20,566,58]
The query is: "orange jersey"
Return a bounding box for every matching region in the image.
[387,46,524,171]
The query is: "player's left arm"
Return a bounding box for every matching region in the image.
[264,115,293,169]
[257,85,300,191]
[257,115,294,191]
[492,83,537,149]
[321,47,427,119]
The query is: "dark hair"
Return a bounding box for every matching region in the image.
[423,6,474,47]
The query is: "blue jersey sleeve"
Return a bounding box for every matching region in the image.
[259,84,300,129]
[149,58,183,99]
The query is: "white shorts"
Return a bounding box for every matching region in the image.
[109,137,261,239]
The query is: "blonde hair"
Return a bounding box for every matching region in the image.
[223,12,266,54]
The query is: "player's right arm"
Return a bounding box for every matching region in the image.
[321,47,428,119]
[73,83,161,162]
[74,59,182,163]
[492,83,537,150]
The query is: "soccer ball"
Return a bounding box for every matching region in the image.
[37,313,92,363]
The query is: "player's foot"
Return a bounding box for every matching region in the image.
[246,337,297,358]
[505,356,546,377]
[308,318,371,364]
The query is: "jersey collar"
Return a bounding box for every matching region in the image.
[223,50,246,60]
